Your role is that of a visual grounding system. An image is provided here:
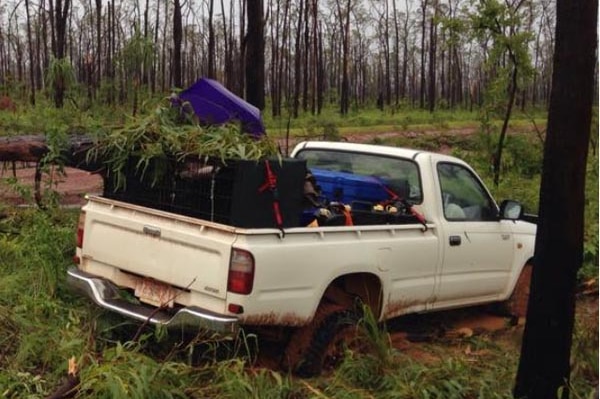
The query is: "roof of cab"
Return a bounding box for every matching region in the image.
[290,141,467,165]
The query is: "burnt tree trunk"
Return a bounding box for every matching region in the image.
[172,0,182,88]
[292,0,304,118]
[419,0,428,109]
[25,0,36,105]
[51,0,71,108]
[245,0,265,110]
[207,0,215,79]
[95,0,102,93]
[427,2,437,113]
[513,1,597,398]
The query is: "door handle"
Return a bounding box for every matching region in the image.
[449,235,461,246]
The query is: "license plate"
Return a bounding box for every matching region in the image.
[134,278,175,308]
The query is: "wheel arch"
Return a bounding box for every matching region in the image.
[504,256,535,300]
[318,272,384,320]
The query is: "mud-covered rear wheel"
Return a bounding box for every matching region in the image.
[283,302,361,377]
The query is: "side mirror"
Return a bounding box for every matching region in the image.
[499,200,523,220]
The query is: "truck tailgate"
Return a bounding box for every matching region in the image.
[80,196,236,301]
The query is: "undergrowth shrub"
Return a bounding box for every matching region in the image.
[569,299,599,398]
[207,359,296,399]
[16,209,76,296]
[78,341,195,399]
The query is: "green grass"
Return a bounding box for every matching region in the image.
[263,107,546,139]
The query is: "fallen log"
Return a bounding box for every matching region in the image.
[0,135,101,207]
[0,134,99,170]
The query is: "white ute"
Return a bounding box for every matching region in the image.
[68,141,536,375]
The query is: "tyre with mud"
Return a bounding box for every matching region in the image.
[499,264,533,319]
[283,302,361,377]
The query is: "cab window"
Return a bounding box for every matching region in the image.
[437,162,497,221]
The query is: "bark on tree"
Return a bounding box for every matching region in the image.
[310,0,318,115]
[50,0,71,108]
[392,0,400,105]
[25,0,36,105]
[292,0,304,118]
[513,1,597,398]
[269,0,281,116]
[0,135,95,168]
[316,19,324,114]
[172,0,183,88]
[220,0,231,87]
[245,0,265,110]
[207,0,216,79]
[302,0,310,112]
[427,1,437,113]
[419,0,428,109]
[335,0,352,116]
[95,0,102,92]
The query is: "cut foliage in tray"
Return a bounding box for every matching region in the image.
[86,100,280,189]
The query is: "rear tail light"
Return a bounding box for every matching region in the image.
[227,249,255,295]
[73,211,86,265]
[76,211,86,248]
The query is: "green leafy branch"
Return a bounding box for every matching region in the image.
[86,99,279,189]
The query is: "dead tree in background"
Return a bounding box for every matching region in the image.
[335,0,352,116]
[207,0,215,79]
[245,0,265,110]
[172,0,183,88]
[49,0,71,108]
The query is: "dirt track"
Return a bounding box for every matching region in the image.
[0,165,103,206]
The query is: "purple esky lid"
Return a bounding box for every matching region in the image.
[177,78,266,137]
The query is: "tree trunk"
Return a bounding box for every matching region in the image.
[335,0,352,116]
[36,0,46,91]
[220,0,230,87]
[310,0,318,115]
[269,0,281,117]
[51,0,71,108]
[161,0,168,92]
[419,0,428,109]
[151,0,159,92]
[207,0,215,78]
[316,20,324,114]
[302,0,310,112]
[427,3,437,113]
[293,0,304,118]
[493,64,517,187]
[392,0,400,106]
[25,0,36,105]
[142,0,149,85]
[172,0,182,88]
[278,0,290,116]
[95,0,102,93]
[245,0,265,110]
[401,1,410,100]
[513,1,597,398]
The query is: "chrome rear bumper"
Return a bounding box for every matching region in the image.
[67,267,238,335]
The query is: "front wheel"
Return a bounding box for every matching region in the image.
[283,302,361,377]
